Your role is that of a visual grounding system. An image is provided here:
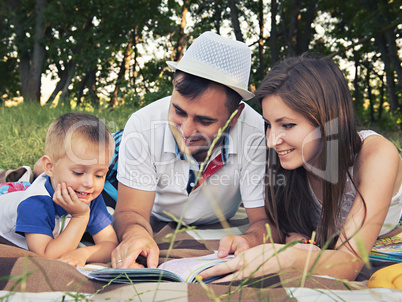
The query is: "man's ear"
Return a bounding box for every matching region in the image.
[229,103,245,127]
[41,155,54,177]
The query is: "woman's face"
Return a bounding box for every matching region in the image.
[261,95,322,171]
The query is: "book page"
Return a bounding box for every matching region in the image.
[370,232,402,261]
[158,251,233,283]
[77,252,233,283]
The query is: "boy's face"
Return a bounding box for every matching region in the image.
[47,139,113,204]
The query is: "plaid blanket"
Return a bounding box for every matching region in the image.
[0,207,385,301]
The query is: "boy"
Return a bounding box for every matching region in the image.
[0,113,118,267]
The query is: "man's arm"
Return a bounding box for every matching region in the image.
[242,206,274,245]
[111,182,159,268]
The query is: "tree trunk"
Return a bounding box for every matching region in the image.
[44,62,73,105]
[375,33,399,114]
[173,0,188,62]
[352,50,361,110]
[300,0,317,53]
[257,0,265,80]
[212,0,223,34]
[362,0,400,114]
[44,17,92,105]
[58,65,75,105]
[131,33,139,94]
[380,0,402,97]
[287,0,301,56]
[384,28,402,98]
[270,0,279,65]
[109,30,135,108]
[365,62,375,122]
[88,68,99,104]
[25,0,47,102]
[228,0,244,42]
[8,0,47,103]
[378,74,385,120]
[76,72,90,105]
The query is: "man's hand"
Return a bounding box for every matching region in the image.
[217,234,250,258]
[112,184,158,268]
[111,228,159,269]
[217,207,272,258]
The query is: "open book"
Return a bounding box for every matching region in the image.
[77,252,233,284]
[369,232,402,262]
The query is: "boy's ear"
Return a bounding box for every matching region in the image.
[41,155,54,177]
[229,103,245,127]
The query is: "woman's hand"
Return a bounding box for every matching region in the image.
[199,243,292,283]
[285,233,321,252]
[285,232,305,244]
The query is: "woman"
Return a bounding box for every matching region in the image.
[200,55,402,281]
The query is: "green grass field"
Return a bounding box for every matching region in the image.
[0,101,400,171]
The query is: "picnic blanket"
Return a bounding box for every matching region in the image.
[1,206,400,301]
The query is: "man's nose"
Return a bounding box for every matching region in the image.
[181,118,196,138]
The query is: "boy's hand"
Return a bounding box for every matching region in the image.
[58,248,87,267]
[53,183,89,217]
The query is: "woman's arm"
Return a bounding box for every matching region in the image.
[199,242,362,282]
[337,135,401,276]
[201,135,401,282]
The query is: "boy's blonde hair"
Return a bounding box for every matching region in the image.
[45,113,114,162]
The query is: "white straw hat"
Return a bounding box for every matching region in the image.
[167,31,254,100]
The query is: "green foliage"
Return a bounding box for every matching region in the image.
[0,0,401,138]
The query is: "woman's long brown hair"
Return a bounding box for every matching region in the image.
[255,55,363,249]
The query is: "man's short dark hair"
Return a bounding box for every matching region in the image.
[173,70,242,114]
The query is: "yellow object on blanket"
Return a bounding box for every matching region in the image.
[368,263,402,289]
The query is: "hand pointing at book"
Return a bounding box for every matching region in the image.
[111,228,159,269]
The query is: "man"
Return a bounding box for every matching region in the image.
[110,31,268,269]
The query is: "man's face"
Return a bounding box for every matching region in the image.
[168,82,232,162]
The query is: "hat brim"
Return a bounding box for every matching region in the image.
[167,61,254,101]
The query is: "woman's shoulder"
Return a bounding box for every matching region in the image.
[359,133,399,160]
[355,131,400,179]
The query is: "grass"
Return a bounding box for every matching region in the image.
[0,101,400,172]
